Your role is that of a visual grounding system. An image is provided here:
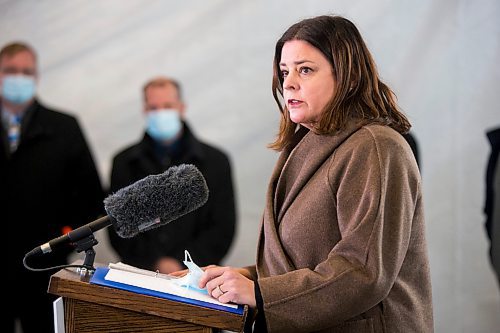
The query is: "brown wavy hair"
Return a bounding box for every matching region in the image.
[270,15,410,151]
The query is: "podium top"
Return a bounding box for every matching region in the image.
[48,265,248,332]
[90,267,244,315]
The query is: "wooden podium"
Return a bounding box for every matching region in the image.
[48,266,248,332]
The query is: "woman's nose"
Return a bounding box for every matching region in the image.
[283,72,298,90]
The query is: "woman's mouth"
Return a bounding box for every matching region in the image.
[288,99,303,108]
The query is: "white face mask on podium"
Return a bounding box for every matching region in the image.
[171,250,208,294]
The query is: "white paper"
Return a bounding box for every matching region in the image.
[108,262,178,280]
[53,297,65,333]
[105,268,238,309]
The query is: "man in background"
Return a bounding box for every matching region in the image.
[0,42,105,332]
[108,76,236,273]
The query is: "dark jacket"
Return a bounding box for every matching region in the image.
[1,99,104,332]
[402,131,420,168]
[485,127,500,280]
[108,123,236,270]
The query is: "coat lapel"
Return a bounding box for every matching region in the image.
[257,121,366,276]
[275,121,366,224]
[257,127,309,275]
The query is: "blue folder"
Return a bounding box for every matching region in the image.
[90,267,244,315]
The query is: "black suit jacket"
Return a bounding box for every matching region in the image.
[485,129,500,242]
[1,99,104,331]
[108,123,236,270]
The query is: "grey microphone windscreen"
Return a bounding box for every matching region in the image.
[104,164,209,238]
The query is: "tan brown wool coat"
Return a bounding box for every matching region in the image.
[248,122,433,333]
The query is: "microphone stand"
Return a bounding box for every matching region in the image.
[23,216,111,274]
[74,233,99,276]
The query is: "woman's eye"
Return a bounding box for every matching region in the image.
[300,67,312,74]
[281,70,288,78]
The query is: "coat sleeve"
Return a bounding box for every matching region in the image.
[258,128,422,332]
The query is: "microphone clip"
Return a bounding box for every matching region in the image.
[73,232,99,275]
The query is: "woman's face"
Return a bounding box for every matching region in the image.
[280,40,336,129]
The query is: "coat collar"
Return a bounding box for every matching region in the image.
[19,100,48,140]
[132,121,205,164]
[257,121,367,276]
[0,99,48,160]
[271,120,367,225]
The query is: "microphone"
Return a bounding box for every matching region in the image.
[25,164,209,257]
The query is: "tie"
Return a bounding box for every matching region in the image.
[8,114,21,152]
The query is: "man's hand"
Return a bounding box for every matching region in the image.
[155,257,183,274]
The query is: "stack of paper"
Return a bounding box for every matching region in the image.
[89,263,243,314]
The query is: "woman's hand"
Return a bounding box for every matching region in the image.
[199,266,256,307]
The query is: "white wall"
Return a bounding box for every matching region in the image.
[1,0,499,331]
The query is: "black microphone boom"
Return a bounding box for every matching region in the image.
[26,215,112,257]
[25,164,209,258]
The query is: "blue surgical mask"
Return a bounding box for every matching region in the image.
[171,250,208,294]
[146,109,182,141]
[1,75,36,104]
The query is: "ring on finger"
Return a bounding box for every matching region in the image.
[217,285,226,295]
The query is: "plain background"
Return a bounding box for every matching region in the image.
[1,0,499,332]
